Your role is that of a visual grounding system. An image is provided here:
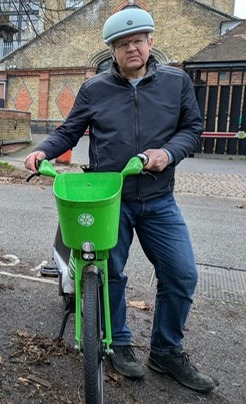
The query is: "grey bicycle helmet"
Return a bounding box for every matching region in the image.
[103,8,154,45]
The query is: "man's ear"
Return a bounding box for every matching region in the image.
[111,51,116,62]
[149,36,154,50]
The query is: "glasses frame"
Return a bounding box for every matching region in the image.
[113,34,149,52]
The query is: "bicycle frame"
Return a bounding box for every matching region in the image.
[37,155,145,402]
[37,157,145,348]
[73,250,112,353]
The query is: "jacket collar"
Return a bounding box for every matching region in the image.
[111,54,157,82]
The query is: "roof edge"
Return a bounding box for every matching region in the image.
[183,60,246,68]
[185,0,240,21]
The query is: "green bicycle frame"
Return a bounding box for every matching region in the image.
[38,156,144,353]
[72,250,112,353]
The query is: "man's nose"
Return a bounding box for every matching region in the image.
[127,41,137,50]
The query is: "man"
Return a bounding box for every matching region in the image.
[25,8,215,393]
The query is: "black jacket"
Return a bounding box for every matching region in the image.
[35,56,203,201]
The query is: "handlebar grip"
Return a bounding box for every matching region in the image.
[26,158,43,182]
[137,153,149,166]
[35,158,43,171]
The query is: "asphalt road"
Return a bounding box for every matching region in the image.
[1,184,246,282]
[1,133,246,274]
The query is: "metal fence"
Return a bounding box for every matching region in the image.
[185,63,246,155]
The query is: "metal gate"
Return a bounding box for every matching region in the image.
[185,63,246,155]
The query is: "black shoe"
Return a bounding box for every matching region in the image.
[148,347,216,393]
[110,345,145,379]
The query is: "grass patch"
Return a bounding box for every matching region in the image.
[0,161,16,171]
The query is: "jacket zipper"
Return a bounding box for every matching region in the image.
[134,86,141,200]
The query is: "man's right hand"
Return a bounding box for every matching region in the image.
[24,151,46,172]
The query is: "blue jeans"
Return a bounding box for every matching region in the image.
[108,193,198,354]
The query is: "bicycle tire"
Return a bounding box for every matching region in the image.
[83,270,104,404]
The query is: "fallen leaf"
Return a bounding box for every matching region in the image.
[18,376,31,385]
[16,330,29,338]
[128,300,152,311]
[105,371,123,383]
[236,204,246,209]
[27,374,52,388]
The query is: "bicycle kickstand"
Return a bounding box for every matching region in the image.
[58,294,75,340]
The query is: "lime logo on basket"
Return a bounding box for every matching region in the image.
[78,213,94,227]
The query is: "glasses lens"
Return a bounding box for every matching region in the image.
[115,36,147,50]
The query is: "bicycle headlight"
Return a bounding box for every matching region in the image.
[82,252,96,260]
[82,241,95,252]
[82,241,95,261]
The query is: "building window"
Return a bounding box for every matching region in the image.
[66,0,83,9]
[0,0,13,11]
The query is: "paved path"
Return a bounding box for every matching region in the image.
[175,170,246,199]
[176,153,246,199]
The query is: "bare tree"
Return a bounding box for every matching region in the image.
[0,0,83,44]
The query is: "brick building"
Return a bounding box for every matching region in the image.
[0,0,240,133]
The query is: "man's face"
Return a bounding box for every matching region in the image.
[112,32,153,74]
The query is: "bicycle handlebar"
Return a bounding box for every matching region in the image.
[26,154,148,183]
[137,153,149,166]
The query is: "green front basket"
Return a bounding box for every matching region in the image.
[53,171,123,250]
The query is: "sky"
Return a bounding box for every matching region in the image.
[234,0,246,18]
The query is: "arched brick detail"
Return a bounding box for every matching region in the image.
[89,49,112,67]
[113,1,148,14]
[89,47,169,68]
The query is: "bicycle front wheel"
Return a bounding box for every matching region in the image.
[83,269,104,404]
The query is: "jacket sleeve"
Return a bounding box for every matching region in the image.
[33,84,91,160]
[162,72,203,165]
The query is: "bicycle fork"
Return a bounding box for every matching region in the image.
[59,254,113,354]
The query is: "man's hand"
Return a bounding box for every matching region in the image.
[143,149,169,171]
[24,151,46,172]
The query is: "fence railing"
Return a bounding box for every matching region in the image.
[0,43,15,58]
[0,41,24,58]
[197,131,246,155]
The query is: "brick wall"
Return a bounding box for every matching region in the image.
[0,83,4,99]
[3,67,96,133]
[6,73,40,119]
[199,70,246,85]
[0,0,232,70]
[0,109,31,142]
[201,0,235,15]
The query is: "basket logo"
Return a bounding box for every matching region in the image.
[78,213,94,227]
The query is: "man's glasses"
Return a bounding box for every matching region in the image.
[114,36,148,51]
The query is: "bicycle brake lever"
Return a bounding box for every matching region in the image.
[26,172,41,182]
[26,158,44,182]
[80,164,95,172]
[141,170,157,180]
